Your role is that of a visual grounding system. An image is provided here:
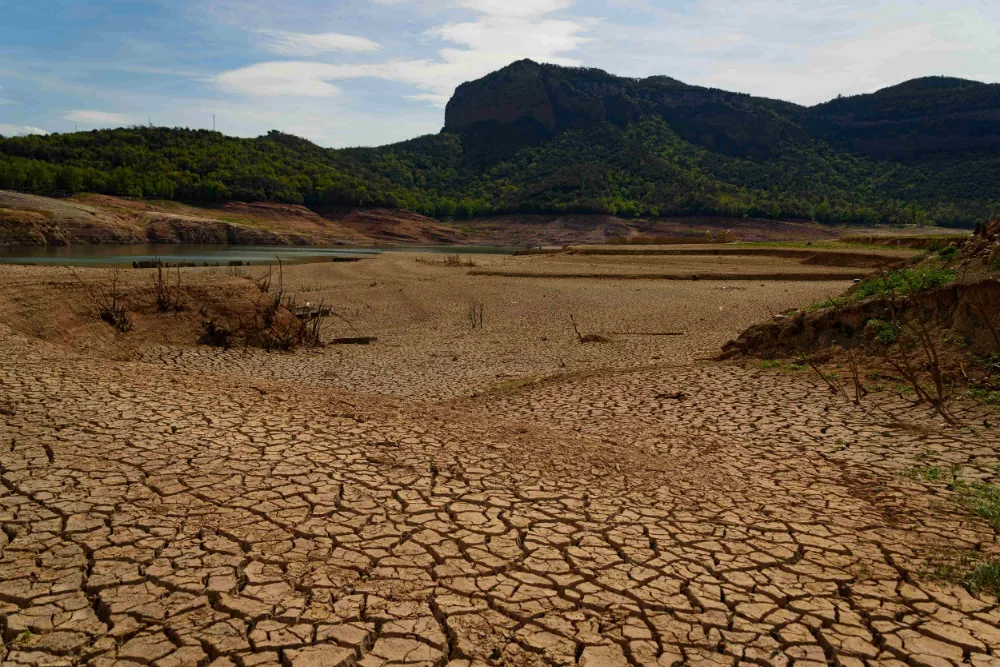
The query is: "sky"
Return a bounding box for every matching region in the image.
[1,0,999,147]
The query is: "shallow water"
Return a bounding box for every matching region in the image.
[0,243,514,266]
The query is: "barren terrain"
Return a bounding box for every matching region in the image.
[1,251,998,666]
[0,190,969,249]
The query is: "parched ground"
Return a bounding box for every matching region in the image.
[1,253,999,667]
[1,190,969,249]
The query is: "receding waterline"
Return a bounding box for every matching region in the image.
[0,244,515,267]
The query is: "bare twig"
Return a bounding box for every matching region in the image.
[845,349,866,405]
[153,261,185,313]
[976,304,1000,350]
[569,314,608,344]
[467,299,484,329]
[806,357,849,401]
[570,314,584,343]
[67,266,132,333]
[875,259,959,425]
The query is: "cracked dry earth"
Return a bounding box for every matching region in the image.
[2,264,1000,667]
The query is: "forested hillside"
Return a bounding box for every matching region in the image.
[2,61,999,227]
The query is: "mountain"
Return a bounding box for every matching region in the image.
[2,60,999,228]
[447,62,1000,164]
[803,76,1000,159]
[445,59,804,163]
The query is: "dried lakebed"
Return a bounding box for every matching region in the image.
[0,254,998,667]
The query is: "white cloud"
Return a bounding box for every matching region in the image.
[217,1,590,106]
[217,63,345,97]
[580,0,1000,105]
[257,30,382,56]
[430,16,591,59]
[64,110,128,124]
[0,123,48,136]
[457,0,573,18]
[678,3,1000,103]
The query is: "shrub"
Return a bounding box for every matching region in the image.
[980,354,1000,374]
[805,296,846,312]
[467,299,484,329]
[197,261,334,351]
[902,465,948,483]
[865,319,898,345]
[937,246,958,261]
[69,267,133,333]
[153,263,186,313]
[965,560,1000,598]
[968,387,1000,406]
[951,480,1000,531]
[198,319,232,348]
[855,267,956,300]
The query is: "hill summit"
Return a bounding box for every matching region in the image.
[445,59,802,162]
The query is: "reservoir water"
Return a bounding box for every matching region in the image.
[0,244,514,267]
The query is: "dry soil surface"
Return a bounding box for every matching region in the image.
[1,253,999,667]
[1,190,965,249]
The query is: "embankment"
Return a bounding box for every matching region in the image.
[722,278,1000,359]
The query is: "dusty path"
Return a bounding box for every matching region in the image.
[1,257,999,666]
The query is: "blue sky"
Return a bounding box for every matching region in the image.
[2,0,998,147]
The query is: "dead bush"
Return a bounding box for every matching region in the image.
[468,299,484,329]
[870,263,959,425]
[153,262,186,313]
[198,318,233,349]
[197,259,355,351]
[69,267,132,333]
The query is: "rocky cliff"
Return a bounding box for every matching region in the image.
[444,60,805,162]
[445,61,1000,164]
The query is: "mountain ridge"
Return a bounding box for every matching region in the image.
[2,60,999,229]
[444,59,1000,162]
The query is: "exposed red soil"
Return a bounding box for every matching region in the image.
[461,214,926,245]
[315,207,468,244]
[840,234,968,249]
[723,277,1000,359]
[0,190,977,248]
[723,220,1000,361]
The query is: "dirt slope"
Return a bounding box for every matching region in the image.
[1,190,963,248]
[0,192,464,247]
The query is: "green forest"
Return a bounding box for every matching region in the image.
[1,118,997,227]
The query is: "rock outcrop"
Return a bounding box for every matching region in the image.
[961,215,1000,268]
[445,61,1000,165]
[444,60,806,161]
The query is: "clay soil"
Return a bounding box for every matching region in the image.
[1,190,969,248]
[467,246,916,281]
[1,252,999,666]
